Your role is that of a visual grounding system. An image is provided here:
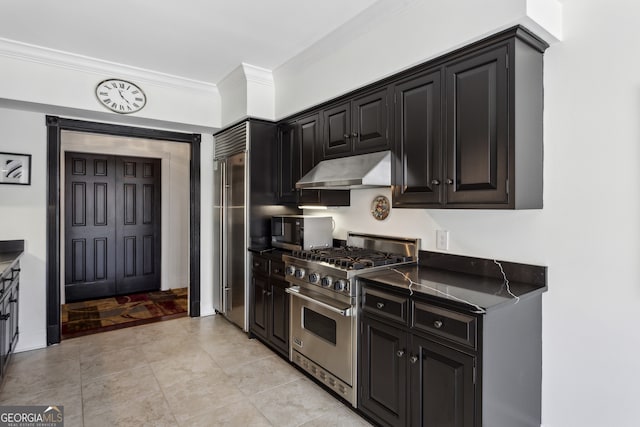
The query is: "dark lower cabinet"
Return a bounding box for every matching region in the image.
[360,316,408,427]
[0,254,20,383]
[359,279,543,427]
[411,335,475,427]
[249,253,289,357]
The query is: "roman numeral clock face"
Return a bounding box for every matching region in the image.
[95,79,146,114]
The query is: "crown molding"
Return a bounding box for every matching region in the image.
[0,37,218,93]
[241,63,275,87]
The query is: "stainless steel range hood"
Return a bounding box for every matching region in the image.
[296,150,391,190]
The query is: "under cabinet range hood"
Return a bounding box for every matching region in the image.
[296,150,392,190]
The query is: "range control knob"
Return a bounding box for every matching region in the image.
[295,268,305,279]
[321,276,334,288]
[308,273,320,284]
[285,265,296,276]
[333,280,346,292]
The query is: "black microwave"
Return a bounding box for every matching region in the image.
[271,215,333,251]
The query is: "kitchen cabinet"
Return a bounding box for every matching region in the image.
[249,253,289,357]
[359,284,477,427]
[321,87,391,160]
[393,28,547,209]
[276,114,350,206]
[0,241,22,383]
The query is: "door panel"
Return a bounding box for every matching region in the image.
[322,102,351,158]
[352,88,390,154]
[269,279,289,354]
[65,153,117,301]
[226,152,246,329]
[116,156,161,295]
[65,153,161,302]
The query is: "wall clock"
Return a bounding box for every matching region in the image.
[95,79,147,114]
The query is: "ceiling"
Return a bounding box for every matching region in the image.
[0,0,378,84]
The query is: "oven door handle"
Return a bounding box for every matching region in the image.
[285,287,353,317]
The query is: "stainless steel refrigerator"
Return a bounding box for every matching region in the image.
[212,120,297,330]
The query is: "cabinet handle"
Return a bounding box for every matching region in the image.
[431,179,440,186]
[351,132,358,138]
[273,268,281,274]
[376,302,385,309]
[266,291,272,296]
[396,350,405,358]
[9,298,17,304]
[343,134,350,140]
[410,355,419,364]
[253,262,260,268]
[0,314,9,321]
[446,178,454,185]
[433,320,443,329]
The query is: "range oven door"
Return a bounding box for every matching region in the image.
[287,287,355,385]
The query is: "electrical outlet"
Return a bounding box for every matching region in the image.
[436,230,449,250]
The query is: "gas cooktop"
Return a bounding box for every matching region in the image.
[290,246,414,270]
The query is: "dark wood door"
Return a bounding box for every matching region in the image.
[352,88,390,154]
[65,153,161,302]
[393,70,443,207]
[444,45,509,206]
[115,156,162,295]
[410,335,476,427]
[276,122,299,205]
[359,315,408,427]
[322,101,352,159]
[250,273,268,340]
[268,278,289,355]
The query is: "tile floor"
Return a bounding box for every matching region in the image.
[0,315,372,427]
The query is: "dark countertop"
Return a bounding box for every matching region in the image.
[358,263,546,313]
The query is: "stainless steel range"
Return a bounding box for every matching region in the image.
[284,232,420,407]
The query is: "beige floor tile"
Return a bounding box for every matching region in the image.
[200,335,275,369]
[150,349,224,388]
[80,346,148,381]
[82,365,161,413]
[299,406,373,426]
[9,341,81,372]
[0,382,82,419]
[251,377,341,427]
[180,399,272,427]
[224,355,302,395]
[1,357,81,396]
[138,334,204,363]
[83,391,177,427]
[161,375,246,423]
[74,328,141,358]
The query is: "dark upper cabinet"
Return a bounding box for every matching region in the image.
[322,101,352,158]
[276,122,299,205]
[320,88,391,160]
[351,88,391,154]
[392,70,443,207]
[298,113,320,176]
[444,45,509,206]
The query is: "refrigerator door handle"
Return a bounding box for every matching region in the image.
[221,160,229,314]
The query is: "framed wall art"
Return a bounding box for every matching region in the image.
[0,152,32,185]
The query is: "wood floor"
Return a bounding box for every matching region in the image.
[0,315,371,426]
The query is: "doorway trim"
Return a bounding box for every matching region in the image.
[46,116,201,345]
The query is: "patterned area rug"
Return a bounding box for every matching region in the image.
[61,287,188,339]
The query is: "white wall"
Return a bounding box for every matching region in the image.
[60,131,191,301]
[0,108,47,351]
[292,1,640,426]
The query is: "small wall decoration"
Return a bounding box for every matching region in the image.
[0,152,31,185]
[371,195,390,221]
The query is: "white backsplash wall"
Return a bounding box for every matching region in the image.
[306,187,546,265]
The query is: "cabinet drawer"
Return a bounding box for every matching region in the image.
[271,260,286,280]
[362,287,409,325]
[412,301,477,349]
[251,256,270,275]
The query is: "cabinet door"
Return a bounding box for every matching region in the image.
[359,315,408,427]
[444,45,509,206]
[352,88,390,154]
[410,335,476,427]
[276,123,300,204]
[8,284,18,350]
[393,70,443,207]
[250,274,269,339]
[268,279,289,356]
[1,296,10,374]
[322,101,352,159]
